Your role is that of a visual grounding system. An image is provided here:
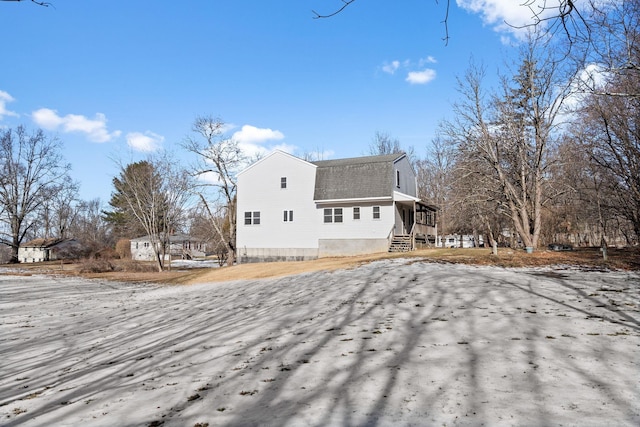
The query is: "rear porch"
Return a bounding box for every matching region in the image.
[391,198,438,252]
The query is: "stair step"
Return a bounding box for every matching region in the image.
[389,235,412,252]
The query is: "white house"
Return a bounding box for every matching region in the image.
[18,238,82,263]
[130,234,207,261]
[236,150,437,263]
[437,234,484,248]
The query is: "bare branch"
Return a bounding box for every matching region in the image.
[312,0,357,19]
[1,0,51,6]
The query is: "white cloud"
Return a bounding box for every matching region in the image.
[457,0,561,36]
[126,131,164,152]
[232,124,284,145]
[0,90,19,120]
[406,69,437,85]
[196,138,297,186]
[420,56,438,65]
[32,108,121,142]
[382,60,400,74]
[381,58,438,85]
[560,62,611,118]
[237,141,297,160]
[579,63,609,90]
[270,143,297,154]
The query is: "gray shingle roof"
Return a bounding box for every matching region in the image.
[312,153,405,201]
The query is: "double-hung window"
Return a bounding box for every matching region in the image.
[323,208,343,223]
[244,211,261,225]
[373,206,381,220]
[353,207,360,220]
[283,210,294,222]
[281,177,287,189]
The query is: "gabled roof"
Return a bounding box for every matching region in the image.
[237,149,315,177]
[312,153,406,201]
[20,238,67,248]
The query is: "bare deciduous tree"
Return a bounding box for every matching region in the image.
[182,116,247,266]
[112,155,193,271]
[415,136,455,246]
[0,126,71,262]
[443,35,572,250]
[568,0,640,98]
[38,176,80,239]
[368,131,416,167]
[69,198,114,256]
[577,74,640,241]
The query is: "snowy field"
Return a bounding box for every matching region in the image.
[1,259,639,427]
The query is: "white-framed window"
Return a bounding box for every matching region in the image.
[373,206,380,220]
[323,208,343,223]
[395,169,400,187]
[283,210,294,222]
[244,211,261,225]
[353,207,360,220]
[281,177,287,189]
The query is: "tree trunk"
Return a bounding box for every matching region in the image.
[10,240,19,264]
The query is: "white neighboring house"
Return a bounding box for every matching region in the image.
[438,234,484,248]
[18,238,82,263]
[236,150,437,263]
[130,234,207,261]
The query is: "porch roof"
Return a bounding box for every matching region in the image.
[393,191,420,203]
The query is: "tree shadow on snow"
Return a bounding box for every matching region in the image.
[1,262,638,426]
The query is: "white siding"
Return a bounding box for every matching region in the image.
[316,202,395,240]
[18,247,47,263]
[393,156,418,197]
[236,151,318,252]
[236,150,423,262]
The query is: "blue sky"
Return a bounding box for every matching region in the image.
[0,0,553,202]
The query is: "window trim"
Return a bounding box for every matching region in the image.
[334,208,343,223]
[353,206,360,220]
[283,210,293,222]
[323,208,333,223]
[373,206,381,220]
[281,177,287,189]
[323,207,343,223]
[244,211,261,225]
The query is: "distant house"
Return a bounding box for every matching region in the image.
[130,234,207,261]
[236,150,437,263]
[437,234,484,248]
[18,238,82,263]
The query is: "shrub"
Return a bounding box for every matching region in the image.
[115,239,131,260]
[118,261,157,273]
[79,258,116,273]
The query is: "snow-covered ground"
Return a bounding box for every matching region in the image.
[1,260,639,427]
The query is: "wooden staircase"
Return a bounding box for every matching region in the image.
[389,235,412,252]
